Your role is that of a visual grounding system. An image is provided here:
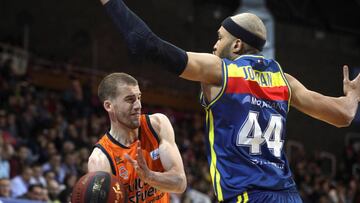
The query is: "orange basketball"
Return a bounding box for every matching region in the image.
[71,171,126,203]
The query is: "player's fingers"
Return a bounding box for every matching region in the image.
[343,65,349,82]
[136,141,144,161]
[136,149,146,167]
[125,153,137,166]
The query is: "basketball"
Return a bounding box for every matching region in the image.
[71,171,126,203]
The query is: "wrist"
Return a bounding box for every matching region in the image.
[144,170,156,184]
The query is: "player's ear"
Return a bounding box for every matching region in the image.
[233,39,242,54]
[103,100,112,112]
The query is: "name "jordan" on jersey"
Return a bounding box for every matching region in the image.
[227,64,287,88]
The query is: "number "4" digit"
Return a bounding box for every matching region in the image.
[236,111,284,157]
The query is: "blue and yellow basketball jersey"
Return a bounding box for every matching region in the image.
[200,55,295,202]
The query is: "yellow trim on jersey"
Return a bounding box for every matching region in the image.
[236,192,249,203]
[227,64,287,87]
[207,110,223,201]
[243,192,249,203]
[237,195,242,203]
[204,60,228,110]
[275,61,292,112]
[234,54,265,61]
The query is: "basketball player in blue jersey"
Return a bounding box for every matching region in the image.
[98,0,360,202]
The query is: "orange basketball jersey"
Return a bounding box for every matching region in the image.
[95,114,169,203]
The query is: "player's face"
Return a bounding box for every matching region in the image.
[112,85,142,129]
[213,27,233,59]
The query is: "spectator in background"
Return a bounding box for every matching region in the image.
[43,171,56,185]
[62,140,75,154]
[58,173,77,203]
[42,154,66,184]
[61,152,78,177]
[47,179,61,203]
[30,163,47,187]
[0,110,17,146]
[9,145,32,178]
[18,184,47,201]
[0,178,11,198]
[10,165,33,198]
[7,113,19,140]
[0,138,10,179]
[62,76,85,118]
[64,123,84,148]
[77,147,90,164]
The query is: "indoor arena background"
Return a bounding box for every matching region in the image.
[0,0,360,202]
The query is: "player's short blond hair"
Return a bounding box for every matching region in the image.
[98,72,138,102]
[230,13,266,53]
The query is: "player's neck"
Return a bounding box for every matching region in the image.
[109,124,138,147]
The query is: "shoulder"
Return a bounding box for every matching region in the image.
[284,73,303,90]
[88,147,111,171]
[89,147,107,161]
[147,113,171,131]
[147,113,174,141]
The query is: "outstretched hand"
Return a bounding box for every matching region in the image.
[125,141,152,182]
[343,65,360,101]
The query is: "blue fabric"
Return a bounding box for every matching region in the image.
[224,188,302,203]
[202,55,295,201]
[104,0,188,75]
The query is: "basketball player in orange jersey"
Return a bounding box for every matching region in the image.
[88,73,186,203]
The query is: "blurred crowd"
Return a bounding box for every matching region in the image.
[291,145,360,203]
[0,57,213,203]
[0,58,360,203]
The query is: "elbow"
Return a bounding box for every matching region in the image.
[174,174,187,194]
[334,113,354,128]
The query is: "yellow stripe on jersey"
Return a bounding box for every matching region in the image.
[207,110,223,201]
[237,195,242,203]
[275,61,292,112]
[236,192,249,203]
[227,64,287,87]
[243,192,249,203]
[205,60,228,110]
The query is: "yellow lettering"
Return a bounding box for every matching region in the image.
[228,65,285,87]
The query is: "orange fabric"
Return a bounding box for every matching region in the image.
[96,114,169,203]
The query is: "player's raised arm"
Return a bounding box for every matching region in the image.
[125,113,187,193]
[99,0,223,85]
[286,65,360,128]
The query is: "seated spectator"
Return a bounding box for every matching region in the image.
[9,145,32,178]
[18,184,47,201]
[0,110,17,146]
[61,152,78,177]
[42,154,66,184]
[62,140,75,154]
[47,179,61,203]
[0,140,10,179]
[58,174,77,203]
[44,170,56,185]
[30,163,46,187]
[10,165,33,198]
[0,178,10,198]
